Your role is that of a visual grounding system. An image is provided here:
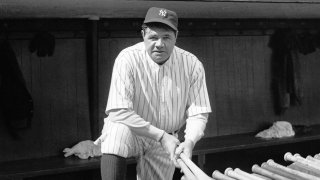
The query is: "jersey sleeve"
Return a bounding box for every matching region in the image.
[184,113,208,144]
[95,109,165,144]
[105,51,135,114]
[186,61,212,117]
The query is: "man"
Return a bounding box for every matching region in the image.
[64,7,211,180]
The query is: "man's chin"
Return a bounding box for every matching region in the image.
[152,56,168,64]
[155,59,168,65]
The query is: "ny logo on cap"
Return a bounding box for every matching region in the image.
[159,9,167,17]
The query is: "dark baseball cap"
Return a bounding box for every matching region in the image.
[143,7,178,31]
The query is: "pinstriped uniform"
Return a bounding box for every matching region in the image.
[100,42,211,180]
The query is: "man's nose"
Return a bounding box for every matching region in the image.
[155,39,164,48]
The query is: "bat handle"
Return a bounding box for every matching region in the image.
[177,158,198,180]
[179,153,214,180]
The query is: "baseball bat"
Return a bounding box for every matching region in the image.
[234,168,266,180]
[288,162,320,177]
[224,167,249,180]
[285,152,320,171]
[306,155,320,166]
[177,158,198,180]
[266,159,320,180]
[251,173,272,180]
[261,162,299,180]
[252,164,290,180]
[179,153,214,180]
[212,170,236,180]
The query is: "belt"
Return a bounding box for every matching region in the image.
[169,130,178,135]
[169,130,179,138]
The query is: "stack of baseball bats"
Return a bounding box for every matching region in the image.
[177,153,214,180]
[177,152,320,180]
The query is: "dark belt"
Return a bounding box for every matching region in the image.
[169,130,179,136]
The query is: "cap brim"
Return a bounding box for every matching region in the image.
[144,18,178,31]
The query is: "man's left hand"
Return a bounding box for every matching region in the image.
[174,139,195,168]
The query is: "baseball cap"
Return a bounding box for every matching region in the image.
[143,7,178,31]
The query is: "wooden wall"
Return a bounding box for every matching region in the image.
[1,19,320,163]
[98,32,320,138]
[0,36,91,162]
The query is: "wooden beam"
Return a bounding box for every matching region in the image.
[2,0,320,19]
[86,19,100,139]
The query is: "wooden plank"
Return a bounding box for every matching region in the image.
[0,156,135,179]
[87,20,100,139]
[213,37,231,135]
[75,41,91,142]
[2,0,320,19]
[231,36,243,133]
[292,50,320,125]
[203,37,218,137]
[58,39,91,147]
[0,156,100,179]
[250,36,270,126]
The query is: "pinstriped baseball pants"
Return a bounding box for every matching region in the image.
[100,120,176,180]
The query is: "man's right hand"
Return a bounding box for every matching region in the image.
[160,132,180,166]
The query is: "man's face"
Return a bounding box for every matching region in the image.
[142,26,177,64]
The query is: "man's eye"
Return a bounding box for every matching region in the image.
[149,37,158,40]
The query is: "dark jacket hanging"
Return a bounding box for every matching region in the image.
[269,29,302,115]
[0,40,34,138]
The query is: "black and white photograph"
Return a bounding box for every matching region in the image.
[1,1,320,180]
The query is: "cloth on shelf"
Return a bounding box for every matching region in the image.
[255,121,295,139]
[63,140,102,159]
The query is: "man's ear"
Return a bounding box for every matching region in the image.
[175,31,179,39]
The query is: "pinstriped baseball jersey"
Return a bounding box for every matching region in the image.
[98,41,211,180]
[105,41,211,135]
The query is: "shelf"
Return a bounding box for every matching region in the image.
[194,125,320,155]
[0,155,137,179]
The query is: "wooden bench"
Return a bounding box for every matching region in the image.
[1,125,320,180]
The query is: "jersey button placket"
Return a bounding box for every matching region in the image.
[158,66,165,130]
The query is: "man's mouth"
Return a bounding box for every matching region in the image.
[153,51,164,53]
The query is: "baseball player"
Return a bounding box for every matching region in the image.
[96,7,211,180]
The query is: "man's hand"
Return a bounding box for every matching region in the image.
[174,139,195,168]
[160,132,180,166]
[181,175,197,180]
[63,140,102,159]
